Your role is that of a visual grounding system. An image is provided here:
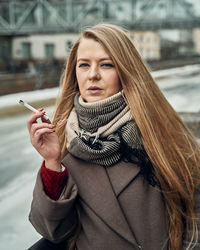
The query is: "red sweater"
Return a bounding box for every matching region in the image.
[40,161,68,200]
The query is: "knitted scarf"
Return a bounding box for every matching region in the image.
[66,92,143,167]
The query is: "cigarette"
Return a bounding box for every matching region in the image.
[19,100,50,120]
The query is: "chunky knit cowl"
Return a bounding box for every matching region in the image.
[66,91,159,186]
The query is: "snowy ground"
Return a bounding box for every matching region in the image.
[0,87,59,109]
[0,107,54,250]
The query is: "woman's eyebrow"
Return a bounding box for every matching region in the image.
[77,58,89,62]
[77,57,112,62]
[99,57,112,62]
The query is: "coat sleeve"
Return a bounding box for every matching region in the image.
[182,188,200,249]
[29,169,78,243]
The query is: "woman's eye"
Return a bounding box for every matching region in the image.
[101,63,114,68]
[79,63,89,68]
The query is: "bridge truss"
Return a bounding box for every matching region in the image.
[0,0,199,35]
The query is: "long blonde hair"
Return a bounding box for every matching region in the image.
[53,24,200,250]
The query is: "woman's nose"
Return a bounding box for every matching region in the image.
[88,66,101,81]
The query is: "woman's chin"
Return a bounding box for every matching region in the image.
[83,95,105,103]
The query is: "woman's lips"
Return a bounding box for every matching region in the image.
[87,86,102,94]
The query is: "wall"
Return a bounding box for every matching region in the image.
[193,28,200,55]
[12,33,79,60]
[130,31,160,60]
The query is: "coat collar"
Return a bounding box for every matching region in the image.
[63,154,141,247]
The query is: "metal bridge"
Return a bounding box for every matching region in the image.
[0,0,200,35]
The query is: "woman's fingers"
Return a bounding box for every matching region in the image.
[26,108,60,161]
[27,111,46,131]
[30,123,56,148]
[32,127,55,145]
[41,115,51,124]
[38,108,51,124]
[31,123,55,136]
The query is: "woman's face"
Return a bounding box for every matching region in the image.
[76,38,121,102]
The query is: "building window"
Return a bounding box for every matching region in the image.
[0,40,10,61]
[22,42,31,59]
[45,43,55,58]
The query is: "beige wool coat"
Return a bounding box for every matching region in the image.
[29,154,200,250]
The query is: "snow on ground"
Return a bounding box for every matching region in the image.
[151,64,200,79]
[0,87,59,108]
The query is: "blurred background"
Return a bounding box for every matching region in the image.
[0,0,200,249]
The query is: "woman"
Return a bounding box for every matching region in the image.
[27,24,200,250]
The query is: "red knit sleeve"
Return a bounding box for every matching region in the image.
[40,161,68,200]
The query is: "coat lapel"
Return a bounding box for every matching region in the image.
[64,154,141,247]
[106,160,141,197]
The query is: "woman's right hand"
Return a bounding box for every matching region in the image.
[27,109,62,172]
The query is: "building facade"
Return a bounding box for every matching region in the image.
[130,31,161,60]
[193,28,200,55]
[12,31,161,61]
[12,33,79,60]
